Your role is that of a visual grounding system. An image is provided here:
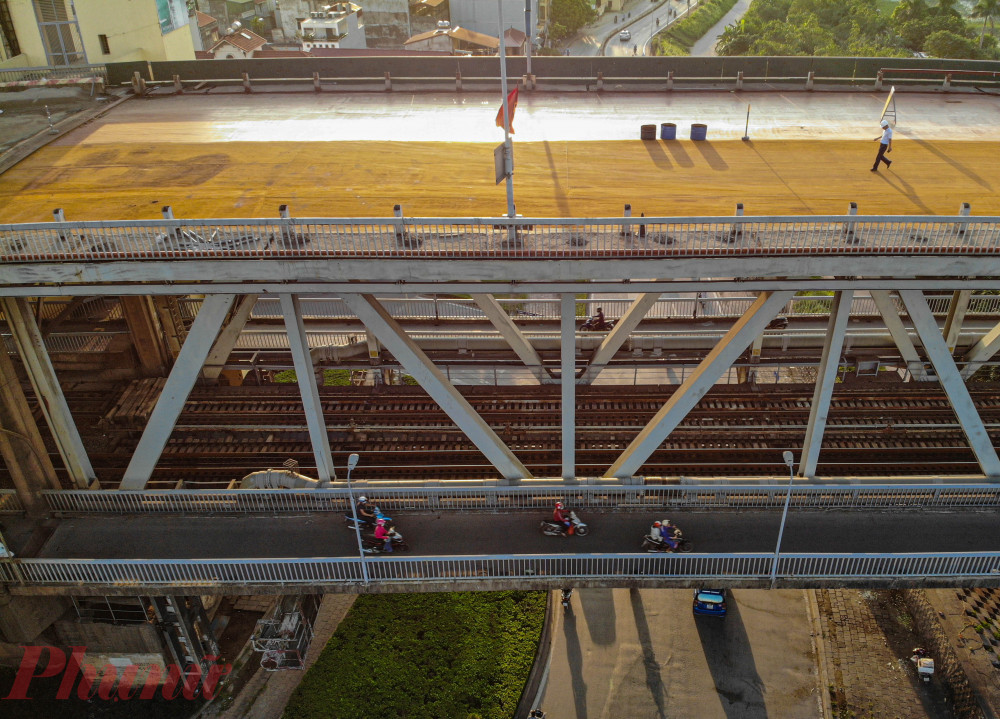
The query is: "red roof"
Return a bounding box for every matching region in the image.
[196,11,217,28]
[307,47,452,56]
[209,29,268,54]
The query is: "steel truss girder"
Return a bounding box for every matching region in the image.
[898,290,1000,477]
[340,293,531,482]
[119,295,236,490]
[281,294,336,483]
[943,290,972,354]
[202,294,258,380]
[962,321,1000,379]
[5,256,1000,296]
[471,294,549,384]
[1,297,96,488]
[580,293,662,384]
[604,291,795,479]
[870,290,926,381]
[799,291,853,478]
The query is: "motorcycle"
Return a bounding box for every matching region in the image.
[580,317,615,332]
[910,647,934,683]
[642,529,692,553]
[361,527,409,553]
[560,588,574,609]
[345,506,391,530]
[540,511,589,537]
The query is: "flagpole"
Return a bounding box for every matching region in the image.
[498,0,516,221]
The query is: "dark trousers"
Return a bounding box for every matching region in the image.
[872,143,891,170]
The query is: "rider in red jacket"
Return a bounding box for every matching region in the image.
[553,502,573,535]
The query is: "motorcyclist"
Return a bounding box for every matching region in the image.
[374,518,393,552]
[553,501,574,535]
[583,307,609,331]
[659,518,680,550]
[356,495,376,525]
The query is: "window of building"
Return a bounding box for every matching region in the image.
[0,0,21,58]
[32,0,86,65]
[98,33,110,54]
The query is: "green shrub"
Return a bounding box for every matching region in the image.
[655,0,740,54]
[283,591,546,719]
[272,369,352,386]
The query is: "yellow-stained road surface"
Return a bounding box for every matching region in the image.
[1,92,998,222]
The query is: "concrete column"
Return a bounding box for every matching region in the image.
[120,296,171,375]
[560,294,576,480]
[1,297,95,488]
[151,296,187,360]
[899,290,1000,477]
[605,291,795,480]
[0,346,60,515]
[799,291,853,478]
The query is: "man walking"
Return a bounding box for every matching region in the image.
[871,119,893,172]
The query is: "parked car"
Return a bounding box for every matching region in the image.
[693,589,727,617]
[619,30,631,42]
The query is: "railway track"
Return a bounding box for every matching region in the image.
[7,384,999,489]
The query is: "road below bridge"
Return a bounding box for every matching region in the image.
[17,509,1000,560]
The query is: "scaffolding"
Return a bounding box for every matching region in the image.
[251,595,319,671]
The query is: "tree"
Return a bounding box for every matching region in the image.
[971,0,1000,47]
[924,28,978,56]
[549,0,597,39]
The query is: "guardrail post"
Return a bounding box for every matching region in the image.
[638,212,646,238]
[596,71,604,91]
[875,70,883,91]
[842,201,859,244]
[53,208,66,223]
[456,70,462,91]
[666,70,674,91]
[953,202,971,239]
[806,71,814,90]
[943,73,952,90]
[313,72,321,92]
[384,71,392,91]
[242,72,252,93]
[173,74,182,94]
[161,205,174,221]
[721,203,743,243]
[132,71,146,96]
[736,70,743,91]
[620,203,632,238]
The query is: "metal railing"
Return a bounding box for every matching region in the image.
[0,490,23,514]
[2,332,118,354]
[38,484,1000,515]
[2,215,998,263]
[2,552,998,589]
[0,63,107,84]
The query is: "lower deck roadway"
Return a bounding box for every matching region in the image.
[14,509,1000,561]
[1,92,999,222]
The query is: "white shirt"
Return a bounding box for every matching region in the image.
[880,126,893,145]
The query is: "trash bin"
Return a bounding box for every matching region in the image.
[690,123,708,141]
[660,122,676,140]
[640,124,656,140]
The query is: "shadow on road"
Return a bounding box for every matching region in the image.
[695,592,767,718]
[692,140,730,171]
[563,609,589,719]
[580,588,617,646]
[629,588,668,719]
[643,139,674,169]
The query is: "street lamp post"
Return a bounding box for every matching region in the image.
[345,452,370,583]
[770,450,796,588]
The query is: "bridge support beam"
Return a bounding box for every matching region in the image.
[870,291,926,381]
[561,294,576,480]
[0,345,60,515]
[341,293,531,482]
[899,290,1000,477]
[120,296,171,375]
[604,291,794,479]
[471,294,549,384]
[120,295,236,489]
[281,294,336,483]
[799,291,853,479]
[202,294,258,382]
[943,290,972,354]
[579,293,661,384]
[1,297,95,489]
[961,320,1000,379]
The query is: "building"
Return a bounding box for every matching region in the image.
[208,27,268,58]
[191,10,220,52]
[449,0,540,44]
[403,23,498,53]
[0,0,195,68]
[298,3,366,51]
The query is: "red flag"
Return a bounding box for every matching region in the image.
[495,86,519,134]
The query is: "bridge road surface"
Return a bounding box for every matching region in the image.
[1,92,1000,223]
[15,509,1000,560]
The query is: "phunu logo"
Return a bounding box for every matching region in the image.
[2,646,232,701]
